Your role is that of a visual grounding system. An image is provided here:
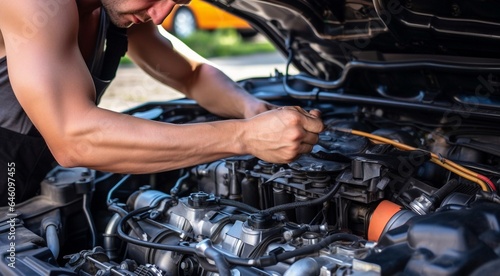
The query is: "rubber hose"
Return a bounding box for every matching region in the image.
[83,193,97,248]
[204,246,231,276]
[261,182,341,215]
[276,233,361,262]
[219,198,260,213]
[116,205,197,255]
[45,224,60,259]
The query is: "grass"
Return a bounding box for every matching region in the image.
[180,28,275,58]
[120,28,275,64]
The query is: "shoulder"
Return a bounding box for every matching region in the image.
[0,0,79,49]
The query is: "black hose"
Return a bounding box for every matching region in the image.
[282,36,295,96]
[477,191,500,204]
[221,232,363,268]
[116,203,261,270]
[203,245,231,276]
[197,257,219,272]
[83,193,97,248]
[218,198,260,213]
[107,174,131,205]
[248,236,283,259]
[116,199,360,271]
[116,205,197,255]
[170,171,190,197]
[260,182,341,215]
[433,179,459,204]
[226,255,257,266]
[108,204,149,240]
[94,172,114,183]
[288,60,500,92]
[228,214,250,222]
[276,233,361,262]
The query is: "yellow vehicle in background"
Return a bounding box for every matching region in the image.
[161,0,255,38]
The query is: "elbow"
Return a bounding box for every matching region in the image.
[50,148,78,168]
[48,142,89,169]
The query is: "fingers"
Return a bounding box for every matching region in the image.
[277,106,321,116]
[246,105,323,163]
[282,106,324,133]
[298,143,314,155]
[243,100,278,118]
[302,131,319,145]
[309,109,321,118]
[277,106,310,115]
[276,105,323,141]
[265,103,280,111]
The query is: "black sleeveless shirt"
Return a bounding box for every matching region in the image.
[0,10,127,205]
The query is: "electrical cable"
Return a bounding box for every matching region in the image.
[115,192,366,271]
[108,203,149,240]
[224,239,370,268]
[116,205,198,255]
[334,128,496,192]
[228,214,250,222]
[275,233,362,262]
[202,244,231,276]
[83,192,97,248]
[260,182,341,215]
[197,257,219,272]
[282,36,294,96]
[455,162,500,177]
[170,171,190,197]
[116,205,261,271]
[94,172,114,183]
[218,198,260,213]
[287,60,500,91]
[107,174,131,205]
[117,206,358,269]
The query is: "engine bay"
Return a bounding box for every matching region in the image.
[2,73,500,275]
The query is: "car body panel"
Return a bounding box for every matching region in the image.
[161,0,253,33]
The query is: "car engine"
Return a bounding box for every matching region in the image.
[2,70,500,276]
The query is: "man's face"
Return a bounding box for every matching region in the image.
[101,0,191,28]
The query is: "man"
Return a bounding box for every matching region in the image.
[0,0,323,205]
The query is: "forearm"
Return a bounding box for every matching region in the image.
[184,63,263,119]
[57,107,246,173]
[51,106,324,174]
[127,23,267,119]
[135,55,264,119]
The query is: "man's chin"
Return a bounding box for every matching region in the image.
[102,7,133,28]
[110,17,133,28]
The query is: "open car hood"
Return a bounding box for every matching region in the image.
[208,0,500,74]
[208,0,500,115]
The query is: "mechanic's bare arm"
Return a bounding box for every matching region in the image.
[0,1,323,174]
[127,22,272,119]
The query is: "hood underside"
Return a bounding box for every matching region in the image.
[207,0,500,112]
